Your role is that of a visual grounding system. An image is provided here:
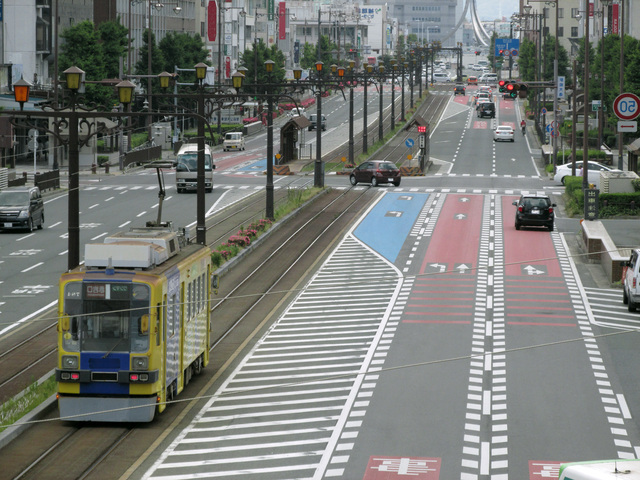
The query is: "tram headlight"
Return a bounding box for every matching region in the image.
[132,356,148,371]
[61,355,78,369]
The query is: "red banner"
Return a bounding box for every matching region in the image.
[612,3,619,35]
[208,1,217,42]
[278,2,286,40]
[588,2,594,17]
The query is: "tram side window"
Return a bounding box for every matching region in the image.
[168,294,176,337]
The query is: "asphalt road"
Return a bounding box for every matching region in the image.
[5,71,640,480]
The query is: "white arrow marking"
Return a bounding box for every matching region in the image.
[430,263,447,272]
[524,265,545,275]
[455,213,466,219]
[457,264,470,273]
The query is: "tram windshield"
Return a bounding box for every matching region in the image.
[62,282,151,354]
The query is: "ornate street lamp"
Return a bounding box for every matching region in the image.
[13,77,32,111]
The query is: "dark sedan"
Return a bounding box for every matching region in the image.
[349,160,401,187]
[512,194,556,231]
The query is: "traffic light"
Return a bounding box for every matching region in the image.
[475,51,480,56]
[499,50,504,56]
[506,82,517,98]
[498,80,507,93]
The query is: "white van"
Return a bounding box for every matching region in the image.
[432,72,451,82]
[623,248,640,311]
[223,132,245,151]
[175,143,215,193]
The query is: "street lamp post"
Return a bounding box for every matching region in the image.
[378,65,385,141]
[314,61,324,188]
[400,60,407,122]
[390,59,396,130]
[363,63,372,154]
[338,61,356,165]
[265,60,276,219]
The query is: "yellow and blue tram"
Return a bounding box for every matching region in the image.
[55,227,211,422]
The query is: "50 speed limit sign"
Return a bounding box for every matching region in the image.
[613,93,640,120]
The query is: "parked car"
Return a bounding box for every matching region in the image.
[454,84,466,95]
[623,248,640,311]
[477,101,496,119]
[222,132,245,151]
[493,125,514,141]
[553,161,621,188]
[349,160,401,187]
[0,186,44,232]
[308,113,326,131]
[512,194,556,231]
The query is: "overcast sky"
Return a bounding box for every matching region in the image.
[475,0,520,20]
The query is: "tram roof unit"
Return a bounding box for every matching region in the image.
[84,226,186,269]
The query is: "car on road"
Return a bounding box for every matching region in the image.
[512,194,556,231]
[467,76,478,85]
[349,160,401,187]
[454,84,466,95]
[493,125,514,141]
[308,113,326,131]
[553,161,621,188]
[0,186,44,232]
[480,73,498,83]
[288,106,305,117]
[432,72,451,82]
[223,132,245,151]
[623,248,640,311]
[477,101,496,119]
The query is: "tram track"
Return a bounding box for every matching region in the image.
[1,185,377,480]
[0,176,312,405]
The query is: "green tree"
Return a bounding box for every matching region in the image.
[159,32,209,83]
[135,29,165,92]
[59,20,112,106]
[518,38,538,82]
[541,35,569,82]
[239,41,286,95]
[299,35,338,70]
[97,20,129,80]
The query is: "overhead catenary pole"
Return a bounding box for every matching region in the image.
[582,0,590,192]
[618,0,625,170]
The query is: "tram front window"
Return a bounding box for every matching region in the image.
[62,282,150,353]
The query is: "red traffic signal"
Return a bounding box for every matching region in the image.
[475,51,480,55]
[498,80,506,87]
[506,83,514,91]
[417,125,427,133]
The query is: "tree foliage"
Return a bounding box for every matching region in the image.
[239,40,287,95]
[299,35,338,69]
[135,29,165,92]
[159,32,210,84]
[97,20,129,80]
[59,21,111,106]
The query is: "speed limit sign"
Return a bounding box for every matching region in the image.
[613,93,640,120]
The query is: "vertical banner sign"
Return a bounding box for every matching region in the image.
[268,0,274,21]
[207,1,217,41]
[278,3,286,40]
[612,3,619,35]
[225,57,231,79]
[588,2,594,17]
[0,0,3,22]
[557,76,565,99]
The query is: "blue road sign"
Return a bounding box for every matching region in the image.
[495,39,520,57]
[405,138,415,148]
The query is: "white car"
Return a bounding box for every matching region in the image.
[493,125,515,142]
[432,72,451,82]
[553,161,621,188]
